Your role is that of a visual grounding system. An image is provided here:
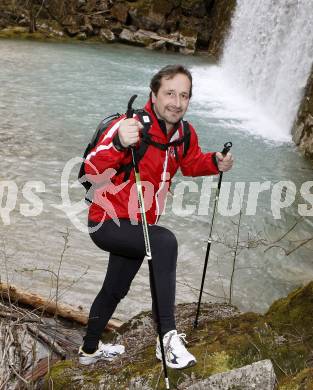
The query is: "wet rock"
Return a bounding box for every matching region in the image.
[77,32,87,40]
[18,18,29,27]
[62,15,80,36]
[119,28,155,46]
[129,24,138,32]
[118,27,190,51]
[119,28,136,43]
[293,121,304,145]
[299,129,313,159]
[134,29,160,45]
[100,28,115,42]
[80,23,93,35]
[293,66,313,160]
[63,25,80,36]
[110,22,123,36]
[90,15,107,28]
[186,360,276,390]
[147,39,166,51]
[179,32,197,54]
[179,47,195,55]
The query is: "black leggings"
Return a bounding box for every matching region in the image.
[83,219,178,351]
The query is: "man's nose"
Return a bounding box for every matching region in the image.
[174,94,182,108]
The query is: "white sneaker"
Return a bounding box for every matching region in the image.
[78,341,125,365]
[156,330,197,369]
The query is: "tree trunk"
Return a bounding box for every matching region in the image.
[28,0,36,32]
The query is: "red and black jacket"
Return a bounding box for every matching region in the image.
[84,99,219,225]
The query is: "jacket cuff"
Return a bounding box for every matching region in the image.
[212,152,219,172]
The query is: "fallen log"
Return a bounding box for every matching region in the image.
[0,282,123,330]
[23,356,60,382]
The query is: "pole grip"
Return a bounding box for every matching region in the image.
[127,94,138,118]
[221,141,232,156]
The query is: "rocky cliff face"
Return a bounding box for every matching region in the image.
[292,65,313,160]
[0,0,236,57]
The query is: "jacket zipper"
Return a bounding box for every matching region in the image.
[154,150,169,224]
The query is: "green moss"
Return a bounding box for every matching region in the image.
[279,368,313,390]
[0,26,65,41]
[266,282,313,333]
[204,351,230,373]
[44,360,75,390]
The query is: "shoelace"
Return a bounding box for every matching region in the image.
[177,333,188,345]
[164,332,188,352]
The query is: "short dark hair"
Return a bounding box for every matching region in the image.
[150,64,193,98]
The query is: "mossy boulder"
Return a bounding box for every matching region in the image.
[266,281,313,333]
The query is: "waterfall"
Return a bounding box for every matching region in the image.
[221,0,313,137]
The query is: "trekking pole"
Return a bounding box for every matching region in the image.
[193,141,233,329]
[126,95,170,390]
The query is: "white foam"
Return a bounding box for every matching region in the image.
[190,66,291,142]
[221,0,313,137]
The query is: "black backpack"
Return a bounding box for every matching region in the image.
[78,109,191,204]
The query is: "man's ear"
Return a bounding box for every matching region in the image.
[151,91,157,104]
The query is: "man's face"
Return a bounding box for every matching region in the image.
[151,73,191,131]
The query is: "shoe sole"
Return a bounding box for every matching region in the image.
[156,352,197,369]
[79,355,115,365]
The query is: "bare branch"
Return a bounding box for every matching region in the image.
[286,236,313,256]
[229,208,242,304]
[266,217,304,249]
[176,279,225,300]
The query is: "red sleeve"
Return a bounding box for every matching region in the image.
[180,125,219,177]
[84,115,128,180]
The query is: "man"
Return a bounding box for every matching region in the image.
[78,65,233,368]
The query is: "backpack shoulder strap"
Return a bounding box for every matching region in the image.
[134,109,153,161]
[182,120,191,157]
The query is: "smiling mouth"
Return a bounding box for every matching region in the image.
[167,108,182,114]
